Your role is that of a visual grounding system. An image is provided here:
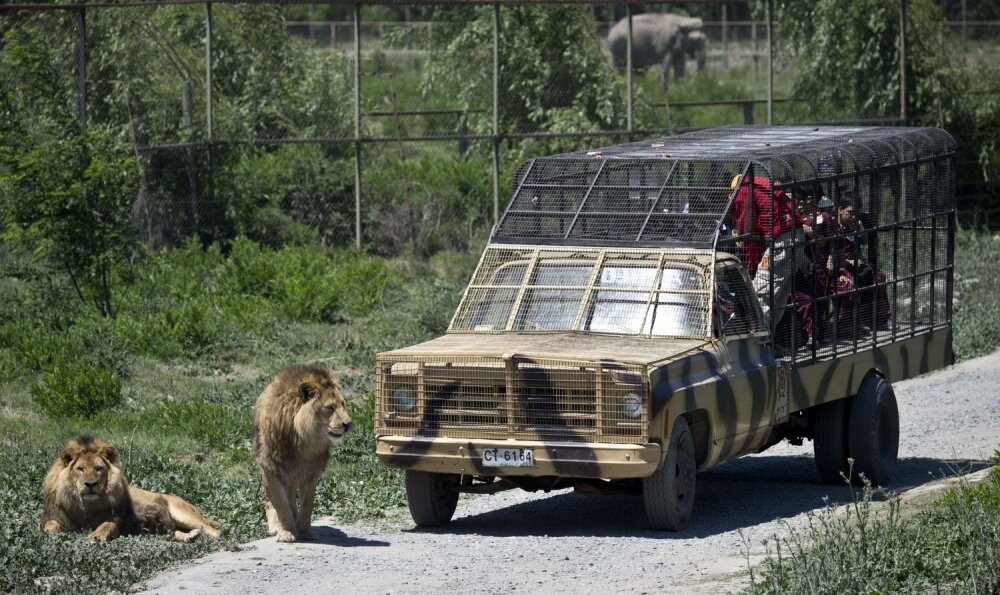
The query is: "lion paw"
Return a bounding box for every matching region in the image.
[176,528,202,543]
[88,528,112,541]
[276,530,297,543]
[297,527,315,541]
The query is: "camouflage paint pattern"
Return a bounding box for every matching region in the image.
[375,247,952,481]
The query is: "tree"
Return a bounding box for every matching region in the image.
[1,23,139,318]
[772,0,1000,214]
[772,0,955,121]
[413,5,624,138]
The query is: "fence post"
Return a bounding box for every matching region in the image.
[354,2,363,248]
[626,3,633,139]
[76,8,86,128]
[205,2,214,234]
[721,4,728,70]
[492,2,500,226]
[899,0,908,124]
[961,0,967,52]
[205,4,212,141]
[766,0,773,125]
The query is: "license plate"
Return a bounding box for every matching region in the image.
[482,447,534,467]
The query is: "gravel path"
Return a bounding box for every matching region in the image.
[138,351,1000,595]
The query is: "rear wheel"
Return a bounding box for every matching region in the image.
[643,417,697,531]
[813,397,851,484]
[848,376,899,486]
[405,470,460,527]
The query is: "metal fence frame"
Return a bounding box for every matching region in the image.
[2,0,922,247]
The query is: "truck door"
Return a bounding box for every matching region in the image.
[712,263,777,457]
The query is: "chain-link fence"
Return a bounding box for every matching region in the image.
[1,1,998,255]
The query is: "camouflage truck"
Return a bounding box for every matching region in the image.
[375,125,956,530]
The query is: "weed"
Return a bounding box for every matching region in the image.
[745,456,1000,593]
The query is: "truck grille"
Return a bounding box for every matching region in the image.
[376,355,648,444]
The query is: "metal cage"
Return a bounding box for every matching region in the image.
[489,125,956,365]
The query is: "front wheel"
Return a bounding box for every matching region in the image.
[848,376,899,486]
[404,470,460,527]
[643,417,697,531]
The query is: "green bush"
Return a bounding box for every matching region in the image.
[31,363,123,419]
[363,152,493,257]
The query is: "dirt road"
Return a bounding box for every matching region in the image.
[138,351,1000,595]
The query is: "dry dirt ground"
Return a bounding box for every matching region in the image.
[138,351,1000,595]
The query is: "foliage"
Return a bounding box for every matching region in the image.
[1,22,141,319]
[771,0,1000,209]
[772,0,952,120]
[2,127,139,319]
[363,152,492,256]
[411,5,624,142]
[216,145,354,248]
[0,236,479,594]
[31,363,123,420]
[953,231,1000,361]
[745,456,1000,594]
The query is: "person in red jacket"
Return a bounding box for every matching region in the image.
[729,175,808,334]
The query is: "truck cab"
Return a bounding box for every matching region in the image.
[375,125,956,530]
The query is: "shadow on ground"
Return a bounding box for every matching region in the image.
[302,525,391,548]
[410,455,991,540]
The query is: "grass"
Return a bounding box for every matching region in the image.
[0,228,997,593]
[743,459,1000,594]
[739,229,1000,593]
[0,238,473,594]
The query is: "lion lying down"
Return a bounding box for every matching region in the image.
[41,435,221,542]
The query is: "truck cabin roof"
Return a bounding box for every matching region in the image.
[492,125,956,250]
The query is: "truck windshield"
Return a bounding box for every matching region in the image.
[450,247,710,338]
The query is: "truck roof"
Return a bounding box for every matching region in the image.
[492,125,956,249]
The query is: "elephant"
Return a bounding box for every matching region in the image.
[607,13,707,89]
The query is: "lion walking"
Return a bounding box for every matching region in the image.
[41,435,221,542]
[252,363,353,542]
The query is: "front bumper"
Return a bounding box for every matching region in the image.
[376,435,661,479]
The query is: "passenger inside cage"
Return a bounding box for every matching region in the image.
[832,197,891,334]
[791,192,836,346]
[729,175,808,334]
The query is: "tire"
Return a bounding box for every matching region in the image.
[813,397,851,484]
[404,470,460,527]
[643,417,697,531]
[847,376,899,486]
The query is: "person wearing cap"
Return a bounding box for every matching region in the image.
[729,175,809,334]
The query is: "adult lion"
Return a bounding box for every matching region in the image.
[41,435,221,542]
[252,363,353,542]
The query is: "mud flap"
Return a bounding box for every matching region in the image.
[773,364,791,424]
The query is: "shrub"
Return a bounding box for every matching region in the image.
[363,153,493,256]
[31,363,123,419]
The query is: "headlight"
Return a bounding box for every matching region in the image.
[621,392,643,419]
[391,386,417,413]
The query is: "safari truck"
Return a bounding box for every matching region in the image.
[374,125,956,530]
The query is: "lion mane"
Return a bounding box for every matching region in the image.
[41,435,221,542]
[252,363,352,542]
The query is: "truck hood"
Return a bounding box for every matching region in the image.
[378,332,709,367]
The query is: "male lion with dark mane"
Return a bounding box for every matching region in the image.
[41,435,221,542]
[252,363,352,542]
